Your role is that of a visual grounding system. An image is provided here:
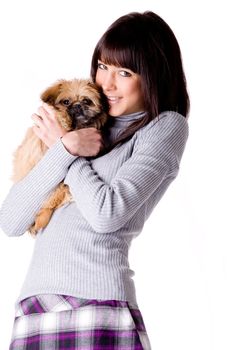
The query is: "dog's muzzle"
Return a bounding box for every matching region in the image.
[68,104,83,117]
[68,104,88,129]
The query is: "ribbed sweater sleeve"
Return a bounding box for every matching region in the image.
[0,139,77,236]
[64,112,188,233]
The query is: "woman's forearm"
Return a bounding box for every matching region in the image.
[0,139,77,236]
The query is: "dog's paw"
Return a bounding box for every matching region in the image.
[35,208,53,229]
[29,208,54,236]
[28,223,38,237]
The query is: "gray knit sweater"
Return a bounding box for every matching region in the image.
[0,111,188,305]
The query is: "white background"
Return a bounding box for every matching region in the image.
[0,0,232,349]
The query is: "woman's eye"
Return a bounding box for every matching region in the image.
[97,63,107,70]
[119,70,132,77]
[62,99,70,106]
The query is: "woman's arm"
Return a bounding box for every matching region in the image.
[64,113,189,233]
[0,140,77,236]
[0,103,103,237]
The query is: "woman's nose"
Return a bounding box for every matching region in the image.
[102,72,116,91]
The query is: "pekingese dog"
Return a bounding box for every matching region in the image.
[12,79,108,235]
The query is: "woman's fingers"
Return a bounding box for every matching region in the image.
[40,103,57,121]
[31,104,67,147]
[31,113,44,128]
[33,104,57,128]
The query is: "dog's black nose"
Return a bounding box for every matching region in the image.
[68,104,86,129]
[68,104,82,116]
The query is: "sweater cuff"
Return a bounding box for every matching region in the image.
[46,138,78,167]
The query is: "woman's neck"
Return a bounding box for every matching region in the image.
[103,111,146,146]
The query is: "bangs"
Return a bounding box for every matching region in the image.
[99,45,139,73]
[94,26,144,74]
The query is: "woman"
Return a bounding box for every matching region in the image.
[0,11,189,350]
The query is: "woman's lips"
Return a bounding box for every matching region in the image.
[107,96,121,104]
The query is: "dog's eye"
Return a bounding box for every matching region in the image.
[82,98,92,105]
[62,99,71,106]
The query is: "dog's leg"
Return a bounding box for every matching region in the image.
[29,183,71,235]
[12,128,48,182]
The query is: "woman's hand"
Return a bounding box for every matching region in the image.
[32,103,104,157]
[61,128,104,157]
[32,103,67,147]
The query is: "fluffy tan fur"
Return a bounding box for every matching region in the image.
[12,79,108,236]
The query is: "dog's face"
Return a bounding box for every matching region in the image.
[41,79,108,130]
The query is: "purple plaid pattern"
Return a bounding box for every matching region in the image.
[9,294,151,349]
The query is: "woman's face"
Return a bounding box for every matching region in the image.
[95,60,144,117]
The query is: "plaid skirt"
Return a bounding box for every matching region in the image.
[9,294,151,349]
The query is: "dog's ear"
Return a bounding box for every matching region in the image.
[86,79,97,88]
[40,81,65,105]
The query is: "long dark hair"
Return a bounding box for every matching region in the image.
[91,11,190,146]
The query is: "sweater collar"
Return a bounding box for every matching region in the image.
[103,111,146,146]
[109,111,146,129]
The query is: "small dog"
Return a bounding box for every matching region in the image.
[12,79,108,235]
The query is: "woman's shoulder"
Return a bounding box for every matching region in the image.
[136,110,189,139]
[132,111,189,159]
